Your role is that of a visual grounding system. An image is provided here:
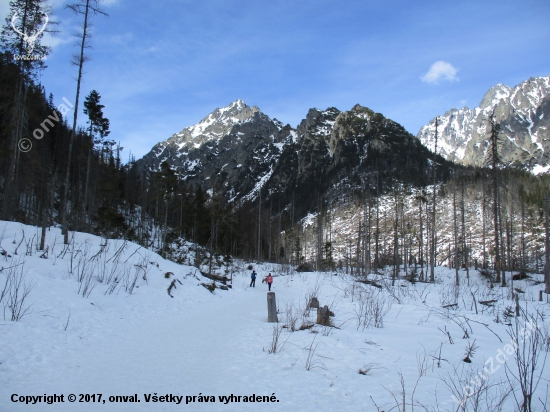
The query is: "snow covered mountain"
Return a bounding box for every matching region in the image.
[138,100,295,204]
[161,99,269,151]
[138,101,446,219]
[417,76,550,174]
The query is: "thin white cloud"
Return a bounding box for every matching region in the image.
[42,32,73,49]
[421,61,459,85]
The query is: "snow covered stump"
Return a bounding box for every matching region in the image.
[267,292,278,322]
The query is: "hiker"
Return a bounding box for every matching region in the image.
[266,273,273,291]
[250,270,257,287]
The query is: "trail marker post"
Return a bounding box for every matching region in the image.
[267,292,278,322]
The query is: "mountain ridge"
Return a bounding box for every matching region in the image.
[136,99,449,225]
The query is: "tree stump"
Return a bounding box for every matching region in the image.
[316,305,333,326]
[267,292,278,322]
[308,297,319,309]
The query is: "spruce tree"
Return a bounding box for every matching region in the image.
[82,89,109,227]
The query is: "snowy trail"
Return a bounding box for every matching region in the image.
[2,273,308,412]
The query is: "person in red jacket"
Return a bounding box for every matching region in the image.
[266,273,273,291]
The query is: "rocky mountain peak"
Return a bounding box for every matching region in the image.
[296,107,340,140]
[167,100,261,150]
[479,83,512,111]
[417,76,550,173]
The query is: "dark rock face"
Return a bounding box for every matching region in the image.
[417,76,550,173]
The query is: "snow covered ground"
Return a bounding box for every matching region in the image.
[0,222,549,411]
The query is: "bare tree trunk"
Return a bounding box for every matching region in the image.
[453,176,459,285]
[356,221,362,277]
[277,199,281,264]
[419,193,424,280]
[494,196,501,278]
[393,187,399,285]
[257,189,261,261]
[461,183,469,282]
[521,198,526,277]
[499,201,506,286]
[83,145,92,228]
[430,118,438,282]
[400,197,407,276]
[317,195,323,270]
[545,195,550,294]
[489,111,502,283]
[62,1,89,242]
[268,202,272,261]
[482,184,487,269]
[508,200,513,275]
[375,177,380,272]
[62,0,107,243]
[365,190,371,275]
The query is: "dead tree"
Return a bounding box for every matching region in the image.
[430,117,438,282]
[486,109,503,284]
[453,174,459,285]
[61,0,108,243]
[546,195,550,294]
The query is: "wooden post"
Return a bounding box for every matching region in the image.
[267,292,278,322]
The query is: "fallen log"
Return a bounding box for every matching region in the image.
[442,303,458,309]
[478,299,498,307]
[200,271,228,285]
[356,279,382,289]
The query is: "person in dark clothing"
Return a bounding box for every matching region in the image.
[250,270,257,287]
[266,273,273,291]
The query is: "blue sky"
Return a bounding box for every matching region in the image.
[2,0,549,159]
